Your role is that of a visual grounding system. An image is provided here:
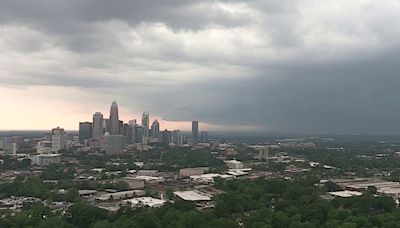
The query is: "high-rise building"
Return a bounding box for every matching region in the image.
[51,127,65,152]
[142,112,150,137]
[134,125,144,143]
[200,131,208,143]
[192,121,199,145]
[92,112,104,139]
[109,101,120,135]
[102,133,125,155]
[1,138,16,155]
[160,129,172,145]
[122,123,133,144]
[259,147,269,161]
[79,122,92,142]
[151,119,160,139]
[172,130,182,145]
[128,119,137,144]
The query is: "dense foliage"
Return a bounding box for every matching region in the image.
[2,177,400,227]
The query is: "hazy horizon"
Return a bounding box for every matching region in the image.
[2,1,400,134]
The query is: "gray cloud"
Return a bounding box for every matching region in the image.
[1,0,400,134]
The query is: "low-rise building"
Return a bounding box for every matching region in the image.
[34,154,61,166]
[122,197,166,208]
[179,167,209,178]
[225,160,243,169]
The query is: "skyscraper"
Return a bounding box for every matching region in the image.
[134,125,144,143]
[51,127,65,152]
[172,130,182,145]
[92,112,104,139]
[142,112,150,137]
[109,101,120,135]
[151,119,160,139]
[192,121,199,145]
[160,129,172,145]
[79,122,92,142]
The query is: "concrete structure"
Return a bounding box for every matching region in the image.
[51,127,65,152]
[174,190,211,201]
[109,101,120,135]
[36,141,52,154]
[192,121,199,145]
[141,112,150,137]
[2,138,16,155]
[225,160,244,169]
[259,147,269,161]
[122,177,145,189]
[92,112,104,139]
[79,122,92,142]
[34,154,61,166]
[179,167,209,177]
[122,197,166,208]
[190,173,233,183]
[96,190,145,201]
[102,133,125,155]
[329,191,363,198]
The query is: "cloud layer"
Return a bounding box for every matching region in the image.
[1,0,400,134]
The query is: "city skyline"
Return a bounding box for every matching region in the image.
[2,1,400,134]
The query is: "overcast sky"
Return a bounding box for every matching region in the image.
[1,0,400,134]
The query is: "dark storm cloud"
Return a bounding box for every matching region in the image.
[1,0,400,134]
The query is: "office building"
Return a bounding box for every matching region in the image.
[135,125,144,143]
[192,121,199,145]
[34,154,61,166]
[160,129,172,145]
[151,119,160,139]
[109,101,120,135]
[79,122,92,142]
[142,112,150,137]
[2,138,16,155]
[122,124,133,144]
[259,147,269,161]
[172,130,182,145]
[51,127,65,152]
[200,131,208,142]
[92,112,104,139]
[102,133,125,155]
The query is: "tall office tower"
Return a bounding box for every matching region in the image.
[150,119,160,139]
[128,120,137,144]
[134,125,144,143]
[259,147,269,161]
[142,112,150,137]
[172,130,182,145]
[1,138,16,155]
[200,131,208,143]
[109,101,120,135]
[192,121,199,145]
[92,112,104,139]
[122,124,133,144]
[160,129,172,145]
[102,133,125,155]
[51,127,65,152]
[103,118,110,133]
[79,122,92,142]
